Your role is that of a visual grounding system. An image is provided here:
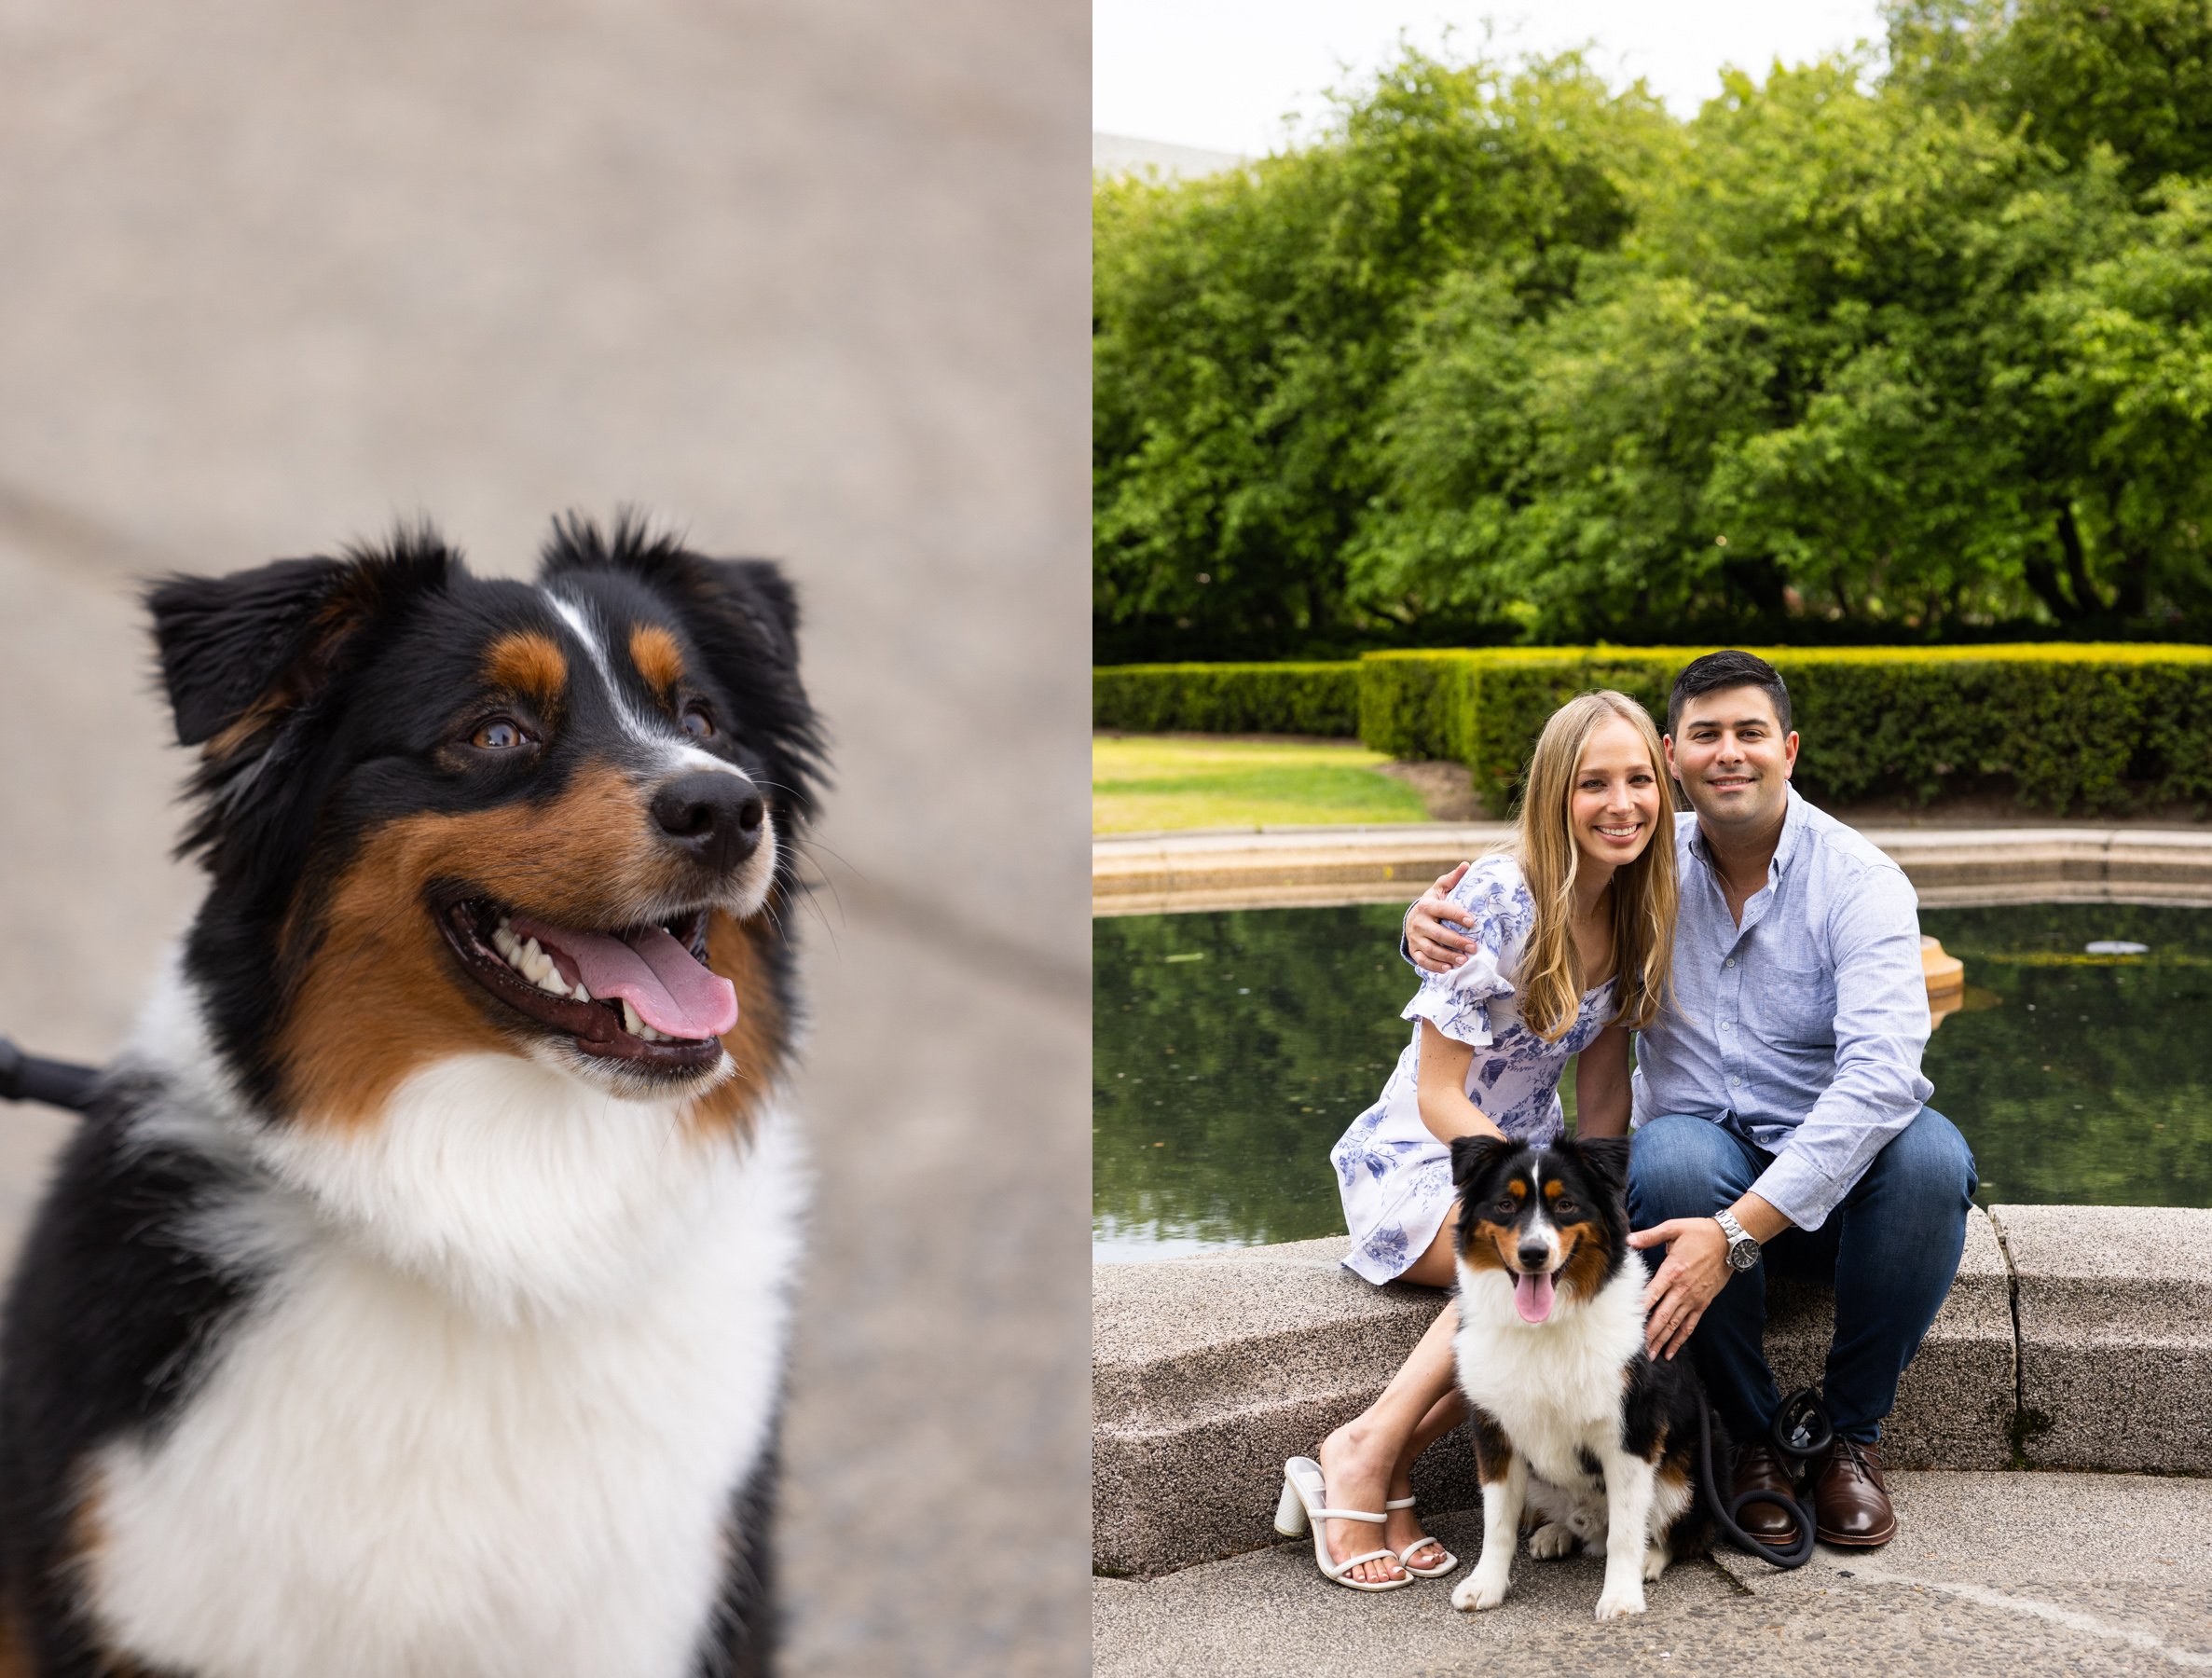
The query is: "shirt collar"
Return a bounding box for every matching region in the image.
[1686,785,1807,881]
[1770,785,1808,879]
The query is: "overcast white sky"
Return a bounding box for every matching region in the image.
[1095,0,1891,157]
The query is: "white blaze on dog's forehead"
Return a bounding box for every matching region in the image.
[542,589,645,736]
[1525,1156,1552,1229]
[1520,1151,1560,1262]
[542,586,753,783]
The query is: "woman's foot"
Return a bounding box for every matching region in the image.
[1388,1494,1448,1575]
[1316,1422,1408,1585]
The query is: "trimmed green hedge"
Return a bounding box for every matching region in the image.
[1095,648,2212,815]
[1092,662,1359,736]
[1361,645,2212,816]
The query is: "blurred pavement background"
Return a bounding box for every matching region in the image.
[0,1,1089,1670]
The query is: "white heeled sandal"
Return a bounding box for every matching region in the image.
[1273,1457,1411,1591]
[1386,1495,1458,1577]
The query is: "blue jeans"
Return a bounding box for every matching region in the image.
[1625,1107,1976,1446]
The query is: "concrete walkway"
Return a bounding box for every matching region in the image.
[1096,1473,2212,1676]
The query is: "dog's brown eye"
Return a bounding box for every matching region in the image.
[472,719,529,750]
[1494,1197,1517,1217]
[1555,1201,1578,1217]
[680,705,716,740]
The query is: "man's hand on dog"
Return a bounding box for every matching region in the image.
[1408,864,1477,974]
[1628,1217,1730,1360]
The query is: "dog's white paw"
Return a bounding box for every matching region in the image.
[1642,1543,1669,1583]
[1565,1506,1604,1540]
[1594,1586,1647,1620]
[1527,1521,1575,1561]
[1452,1569,1510,1613]
[1581,1533,1608,1558]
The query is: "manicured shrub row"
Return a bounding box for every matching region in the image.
[1091,661,1360,736]
[1361,645,2212,816]
[1096,648,2212,815]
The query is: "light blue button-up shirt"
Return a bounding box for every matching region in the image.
[1631,788,1933,1231]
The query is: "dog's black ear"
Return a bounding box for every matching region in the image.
[1450,1134,1517,1191]
[1572,1135,1633,1203]
[147,530,455,866]
[148,531,455,750]
[718,557,800,667]
[149,557,354,749]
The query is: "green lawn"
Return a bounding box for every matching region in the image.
[1093,734,1431,834]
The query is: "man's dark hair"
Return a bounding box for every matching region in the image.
[1667,650,1792,736]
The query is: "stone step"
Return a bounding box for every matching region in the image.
[1994,1203,2212,1474]
[1095,1208,2039,1578]
[1092,824,2212,915]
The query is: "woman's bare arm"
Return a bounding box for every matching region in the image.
[1414,1020,1505,1147]
[1570,1022,1632,1138]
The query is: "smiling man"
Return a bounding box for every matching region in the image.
[1406,650,1977,1552]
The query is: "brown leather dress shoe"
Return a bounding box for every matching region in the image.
[1812,1437,1897,1547]
[1730,1441,1803,1549]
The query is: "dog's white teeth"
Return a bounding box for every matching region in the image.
[640,1024,666,1042]
[572,978,592,1002]
[622,999,644,1037]
[534,966,569,997]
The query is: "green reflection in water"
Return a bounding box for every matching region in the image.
[1092,901,2212,1259]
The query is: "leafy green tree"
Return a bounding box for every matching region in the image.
[1890,0,2212,190]
[1093,51,1672,653]
[2019,177,2212,620]
[1095,8,2212,655]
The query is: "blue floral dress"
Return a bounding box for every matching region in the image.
[1330,852,1618,1284]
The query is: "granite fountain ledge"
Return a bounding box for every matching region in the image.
[1993,1203,2212,1474]
[1093,1204,2212,1578]
[1092,824,2212,915]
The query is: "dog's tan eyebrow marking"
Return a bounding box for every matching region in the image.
[1506,1178,1528,1198]
[628,624,685,696]
[1545,1179,1565,1201]
[482,630,568,708]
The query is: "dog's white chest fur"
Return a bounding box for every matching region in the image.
[1454,1262,1649,1486]
[81,1055,802,1678]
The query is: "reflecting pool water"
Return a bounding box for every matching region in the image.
[1092,901,2212,1260]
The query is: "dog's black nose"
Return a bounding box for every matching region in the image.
[1517,1241,1550,1272]
[651,772,766,874]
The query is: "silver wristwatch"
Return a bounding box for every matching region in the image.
[1713,1208,1761,1271]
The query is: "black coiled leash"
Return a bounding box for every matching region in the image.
[1693,1384,1831,1569]
[0,1036,102,1115]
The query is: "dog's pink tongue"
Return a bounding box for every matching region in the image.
[511,916,737,1038]
[1514,1272,1556,1324]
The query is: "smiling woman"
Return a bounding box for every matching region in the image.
[1257,691,1683,1591]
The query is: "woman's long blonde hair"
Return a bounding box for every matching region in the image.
[1513,691,1677,1041]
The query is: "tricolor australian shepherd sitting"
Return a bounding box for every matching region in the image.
[1447,1133,1716,1622]
[0,516,823,1678]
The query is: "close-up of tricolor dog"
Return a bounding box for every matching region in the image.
[0,516,824,1677]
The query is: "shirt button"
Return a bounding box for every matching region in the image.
[1729,1075,1742,1087]
[1720,1021,1734,1033]
[1725,957,1737,969]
